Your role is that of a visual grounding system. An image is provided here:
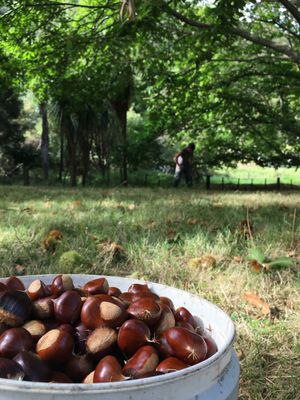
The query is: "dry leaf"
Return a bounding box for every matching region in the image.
[128,203,137,210]
[249,260,263,273]
[188,255,217,269]
[233,256,243,263]
[187,218,198,225]
[49,230,63,240]
[44,201,52,209]
[98,240,126,256]
[244,291,270,315]
[69,200,82,209]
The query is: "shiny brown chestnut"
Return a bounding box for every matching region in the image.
[153,304,175,335]
[203,333,218,358]
[0,327,34,358]
[5,276,25,291]
[63,354,94,383]
[94,355,126,383]
[174,307,197,329]
[175,320,195,332]
[32,296,54,320]
[128,283,151,294]
[51,274,74,297]
[118,292,134,307]
[53,290,82,324]
[0,290,32,327]
[0,357,25,380]
[82,277,109,296]
[27,279,51,301]
[36,328,74,364]
[13,350,51,382]
[86,326,117,361]
[159,296,175,312]
[160,327,207,365]
[156,356,189,373]
[117,319,151,357]
[127,297,161,327]
[50,371,73,383]
[22,320,47,342]
[131,292,160,303]
[107,287,122,297]
[0,322,8,335]
[122,345,159,379]
[0,282,7,292]
[58,323,75,336]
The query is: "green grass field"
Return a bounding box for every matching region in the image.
[0,185,299,399]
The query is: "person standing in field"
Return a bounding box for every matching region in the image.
[173,143,195,187]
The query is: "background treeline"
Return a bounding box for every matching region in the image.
[1,0,300,186]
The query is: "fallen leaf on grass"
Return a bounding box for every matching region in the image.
[98,240,126,258]
[244,291,270,315]
[41,229,63,253]
[128,203,137,211]
[187,218,198,225]
[249,260,264,273]
[188,255,217,269]
[69,200,82,209]
[233,256,243,263]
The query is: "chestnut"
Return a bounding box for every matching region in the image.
[156,356,189,373]
[0,282,7,292]
[175,320,195,332]
[22,320,46,342]
[58,323,75,336]
[63,354,94,383]
[93,355,126,383]
[36,328,74,364]
[50,371,73,383]
[0,357,25,380]
[203,334,218,358]
[174,307,197,329]
[82,370,94,384]
[127,297,161,327]
[159,296,175,312]
[0,322,8,335]
[0,290,32,327]
[13,350,51,382]
[153,304,175,335]
[82,278,109,296]
[53,290,82,324]
[160,327,207,365]
[86,326,117,360]
[32,296,54,320]
[128,283,151,294]
[51,274,74,296]
[0,327,34,358]
[81,296,127,329]
[122,345,159,379]
[27,279,51,301]
[118,292,134,307]
[117,319,151,357]
[5,276,25,291]
[107,287,122,297]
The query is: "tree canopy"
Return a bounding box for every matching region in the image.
[0,0,299,184]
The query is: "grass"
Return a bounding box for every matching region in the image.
[0,185,299,399]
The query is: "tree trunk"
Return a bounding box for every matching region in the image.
[39,102,50,182]
[58,129,64,182]
[112,85,130,185]
[23,165,30,186]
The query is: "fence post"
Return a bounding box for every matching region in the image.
[206,175,210,190]
[277,177,280,190]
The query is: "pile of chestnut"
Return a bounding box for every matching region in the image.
[0,275,217,384]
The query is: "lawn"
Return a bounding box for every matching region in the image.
[0,185,299,399]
